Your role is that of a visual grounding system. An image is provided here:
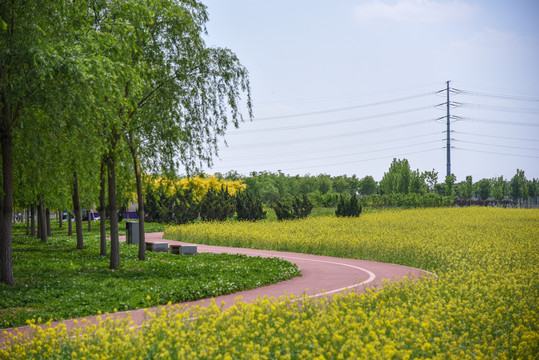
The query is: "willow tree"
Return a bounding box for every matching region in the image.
[83,0,252,267]
[1,0,114,283]
[0,0,76,284]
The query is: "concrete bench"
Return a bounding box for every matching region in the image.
[145,241,168,252]
[170,244,197,255]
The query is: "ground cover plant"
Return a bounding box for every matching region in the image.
[0,225,300,329]
[3,207,538,359]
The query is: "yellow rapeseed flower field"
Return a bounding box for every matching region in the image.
[2,207,538,359]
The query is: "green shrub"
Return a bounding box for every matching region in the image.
[198,186,236,221]
[308,191,339,207]
[335,193,362,217]
[236,191,267,221]
[145,187,198,224]
[272,193,313,221]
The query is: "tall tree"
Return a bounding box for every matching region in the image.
[72,172,84,250]
[410,170,426,194]
[510,169,527,204]
[491,176,506,201]
[464,175,473,199]
[358,176,377,195]
[94,0,252,265]
[476,178,492,201]
[527,179,538,206]
[444,174,456,199]
[423,169,438,192]
[98,156,107,256]
[107,152,120,269]
[0,0,96,284]
[380,158,412,195]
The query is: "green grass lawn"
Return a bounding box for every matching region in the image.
[0,223,300,328]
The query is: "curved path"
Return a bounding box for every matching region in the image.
[0,232,430,346]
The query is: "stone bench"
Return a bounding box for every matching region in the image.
[170,244,197,255]
[145,241,168,252]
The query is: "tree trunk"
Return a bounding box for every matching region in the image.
[36,202,41,238]
[38,195,46,243]
[135,168,146,261]
[72,171,84,250]
[68,211,73,236]
[99,156,107,256]
[87,209,92,232]
[58,209,63,228]
[25,207,29,235]
[108,155,120,269]
[46,208,51,236]
[127,134,145,261]
[30,204,35,237]
[0,130,14,285]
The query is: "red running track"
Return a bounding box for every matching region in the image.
[0,232,430,346]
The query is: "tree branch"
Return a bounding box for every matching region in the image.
[129,65,201,119]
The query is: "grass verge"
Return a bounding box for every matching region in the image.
[0,224,300,328]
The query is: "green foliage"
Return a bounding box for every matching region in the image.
[358,175,377,195]
[409,170,426,194]
[476,178,492,200]
[423,169,438,192]
[272,193,313,221]
[308,192,339,207]
[144,185,198,225]
[444,174,456,199]
[0,226,300,328]
[317,174,332,194]
[335,194,363,217]
[198,186,236,222]
[380,158,412,195]
[491,176,506,201]
[244,172,360,203]
[527,179,537,200]
[236,191,267,221]
[359,193,451,208]
[510,169,527,202]
[464,175,474,199]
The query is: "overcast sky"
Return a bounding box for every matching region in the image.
[199,0,539,182]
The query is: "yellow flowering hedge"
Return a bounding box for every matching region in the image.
[3,208,538,359]
[144,174,246,200]
[178,176,246,200]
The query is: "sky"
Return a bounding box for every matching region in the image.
[199,0,539,182]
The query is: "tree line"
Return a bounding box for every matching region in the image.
[215,159,538,207]
[0,0,252,285]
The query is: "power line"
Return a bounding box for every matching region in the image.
[458,103,539,114]
[208,81,539,175]
[452,81,539,98]
[223,139,444,162]
[231,106,435,134]
[225,119,435,149]
[457,89,539,102]
[253,92,435,121]
[255,83,441,107]
[455,147,539,159]
[224,131,442,154]
[454,140,538,151]
[459,117,539,127]
[271,148,444,172]
[455,131,539,142]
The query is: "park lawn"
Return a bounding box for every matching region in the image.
[0,224,300,329]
